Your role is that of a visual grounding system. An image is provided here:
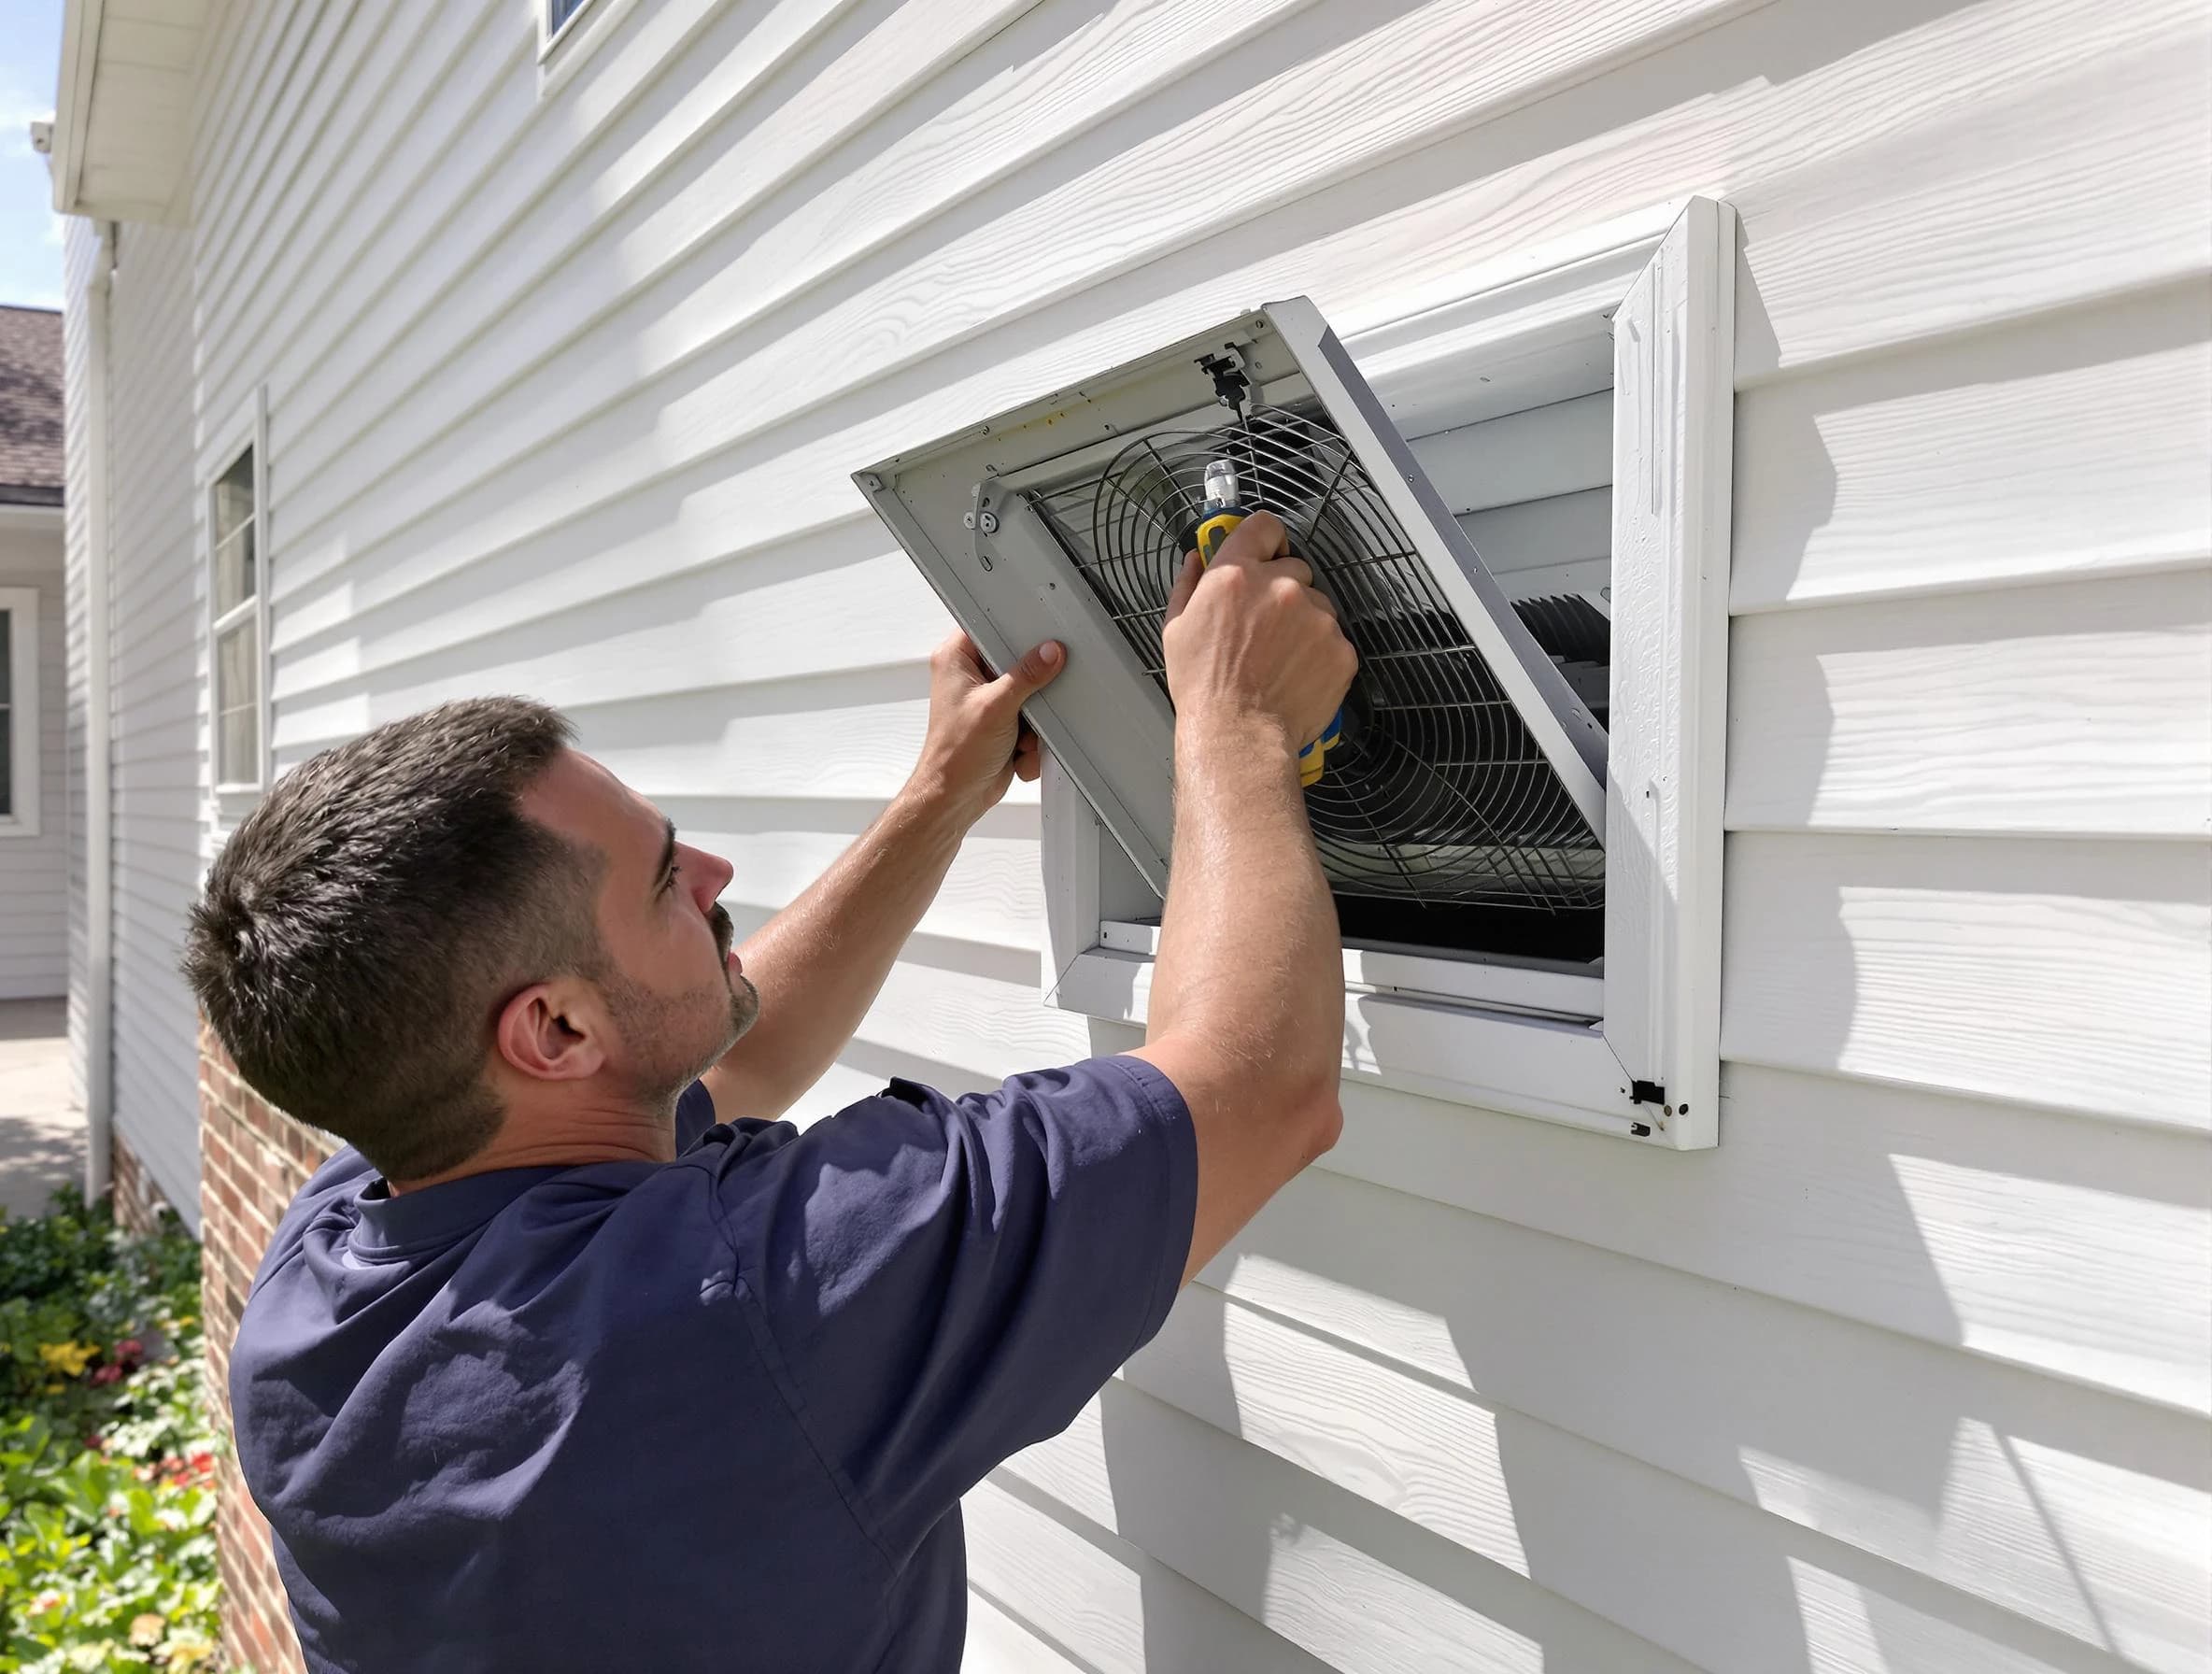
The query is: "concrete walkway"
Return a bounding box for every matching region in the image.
[0,999,84,1219]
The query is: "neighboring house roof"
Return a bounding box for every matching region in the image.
[0,305,64,507]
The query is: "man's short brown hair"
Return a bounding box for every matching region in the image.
[183,698,603,1181]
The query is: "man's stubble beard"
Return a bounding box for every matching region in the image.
[603,901,760,1113]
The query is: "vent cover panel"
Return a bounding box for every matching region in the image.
[1028,404,1601,913]
[855,297,1610,958]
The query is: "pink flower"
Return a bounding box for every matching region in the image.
[114,1338,144,1362]
[90,1363,125,1386]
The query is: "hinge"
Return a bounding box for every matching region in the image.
[1629,1079,1666,1106]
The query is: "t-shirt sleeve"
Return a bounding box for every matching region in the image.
[709,1055,1196,1560]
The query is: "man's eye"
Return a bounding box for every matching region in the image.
[659,865,681,896]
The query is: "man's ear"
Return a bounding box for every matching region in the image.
[494,980,606,1084]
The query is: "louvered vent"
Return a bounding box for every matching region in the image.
[1026,404,1605,955]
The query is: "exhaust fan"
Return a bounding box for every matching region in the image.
[857,299,1609,965]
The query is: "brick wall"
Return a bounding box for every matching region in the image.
[199,1021,334,1674]
[108,1128,172,1237]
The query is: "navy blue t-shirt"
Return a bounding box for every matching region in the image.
[230,1057,1196,1673]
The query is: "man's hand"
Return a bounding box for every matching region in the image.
[907,631,1065,827]
[1161,512,1355,762]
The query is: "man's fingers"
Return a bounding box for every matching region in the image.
[990,639,1065,705]
[1206,510,1292,570]
[1165,551,1203,624]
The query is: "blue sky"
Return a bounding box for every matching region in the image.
[0,0,64,309]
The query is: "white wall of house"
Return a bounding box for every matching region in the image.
[0,514,68,999]
[66,0,2210,1667]
[62,216,206,1227]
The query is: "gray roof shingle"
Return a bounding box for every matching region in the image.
[0,305,64,507]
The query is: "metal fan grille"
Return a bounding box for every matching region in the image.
[1029,405,1603,912]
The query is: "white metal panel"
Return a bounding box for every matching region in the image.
[1603,197,1734,1140]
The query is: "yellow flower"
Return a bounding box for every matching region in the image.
[129,1612,165,1647]
[163,1636,216,1669]
[35,1341,98,1377]
[40,1382,62,1395]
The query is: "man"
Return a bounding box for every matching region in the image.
[186,514,1354,1672]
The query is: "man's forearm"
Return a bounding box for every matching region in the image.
[1146,713,1342,1097]
[702,782,968,1120]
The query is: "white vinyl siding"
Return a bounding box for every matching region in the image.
[62,0,2212,1667]
[98,223,206,1227]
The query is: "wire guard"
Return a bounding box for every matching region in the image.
[1031,405,1605,915]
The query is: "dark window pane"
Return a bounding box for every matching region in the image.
[0,607,10,697]
[548,0,590,32]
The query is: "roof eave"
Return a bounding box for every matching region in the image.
[47,0,196,225]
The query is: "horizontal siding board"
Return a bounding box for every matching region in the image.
[960,1590,1088,1674]
[1295,1055,2212,1416]
[272,0,1046,534]
[1731,5,2210,379]
[1002,1382,2121,1674]
[274,532,938,719]
[1170,1170,2210,1669]
[1721,832,2211,1128]
[1726,567,2212,837]
[1731,283,2212,610]
[964,1478,1339,1674]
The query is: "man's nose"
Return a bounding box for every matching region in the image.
[680,843,734,907]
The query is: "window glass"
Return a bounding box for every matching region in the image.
[212,448,255,616]
[216,617,258,785]
[548,0,591,35]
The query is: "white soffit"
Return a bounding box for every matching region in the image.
[50,0,205,224]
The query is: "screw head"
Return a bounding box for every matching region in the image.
[856,473,883,492]
[977,511,1000,535]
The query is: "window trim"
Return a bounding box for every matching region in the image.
[540,0,600,55]
[0,587,41,838]
[205,389,271,800]
[1041,197,1736,1150]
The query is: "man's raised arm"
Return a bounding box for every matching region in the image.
[1131,512,1358,1284]
[701,634,1062,1122]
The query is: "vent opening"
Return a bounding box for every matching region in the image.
[1027,401,1609,971]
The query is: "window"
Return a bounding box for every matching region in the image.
[860,198,1735,1148]
[546,0,596,47]
[208,428,266,793]
[0,588,39,836]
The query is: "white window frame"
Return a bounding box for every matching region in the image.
[1041,197,1736,1150]
[538,0,636,92]
[540,0,599,53]
[205,390,271,800]
[0,587,41,838]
